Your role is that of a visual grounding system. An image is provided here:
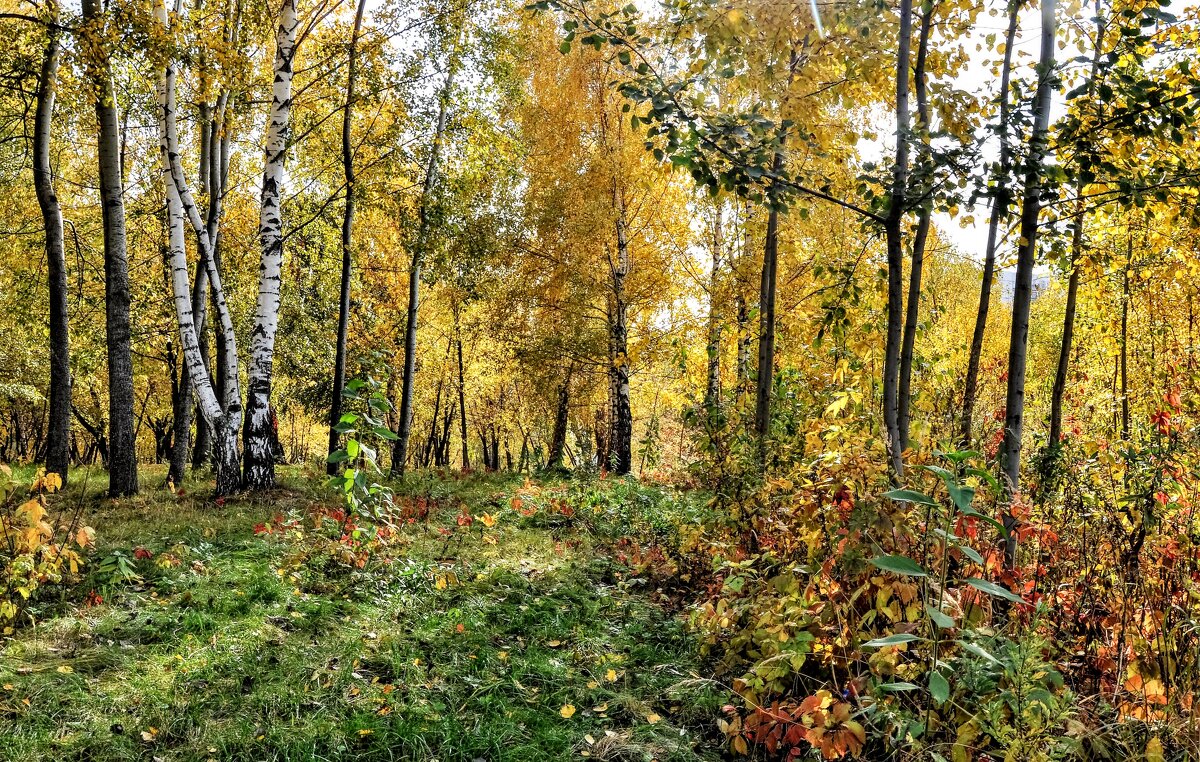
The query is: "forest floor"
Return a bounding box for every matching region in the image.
[0,466,726,762]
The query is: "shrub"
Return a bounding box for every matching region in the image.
[0,466,94,631]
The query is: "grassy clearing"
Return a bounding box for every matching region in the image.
[0,466,725,761]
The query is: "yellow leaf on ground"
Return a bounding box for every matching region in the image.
[560,704,576,718]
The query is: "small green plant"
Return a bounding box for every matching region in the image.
[328,376,397,522]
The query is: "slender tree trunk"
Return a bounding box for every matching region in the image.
[547,364,572,471]
[168,341,192,486]
[882,0,913,478]
[705,202,723,412]
[84,0,138,496]
[244,0,299,489]
[1048,215,1083,447]
[608,183,633,475]
[457,317,469,471]
[736,293,750,388]
[1048,2,1103,450]
[961,0,1019,447]
[1121,242,1131,441]
[392,63,457,475]
[753,154,785,441]
[34,6,70,480]
[327,0,367,474]
[1001,0,1057,570]
[897,5,933,450]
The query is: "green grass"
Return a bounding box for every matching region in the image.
[0,466,725,761]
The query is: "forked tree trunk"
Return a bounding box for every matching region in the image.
[84,0,138,496]
[245,0,299,489]
[158,0,242,495]
[327,0,368,474]
[1001,0,1057,570]
[961,0,1019,446]
[33,6,70,480]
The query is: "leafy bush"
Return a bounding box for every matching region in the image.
[0,466,93,630]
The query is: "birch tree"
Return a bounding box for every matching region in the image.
[155,0,243,495]
[244,0,299,489]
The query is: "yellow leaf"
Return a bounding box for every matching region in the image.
[56,665,73,674]
[645,712,661,724]
[605,669,617,682]
[358,729,373,737]
[560,704,576,718]
[1145,736,1165,762]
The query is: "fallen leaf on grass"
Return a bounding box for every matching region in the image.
[560,704,576,718]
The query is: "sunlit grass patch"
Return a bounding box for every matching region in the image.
[0,471,721,762]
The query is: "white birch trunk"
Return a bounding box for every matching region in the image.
[244,0,299,489]
[156,0,241,494]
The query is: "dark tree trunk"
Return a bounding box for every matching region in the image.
[753,155,784,441]
[1048,218,1083,447]
[608,183,633,475]
[1001,0,1057,570]
[33,11,70,480]
[961,0,1019,447]
[1047,5,1103,450]
[897,6,933,451]
[705,203,723,412]
[882,0,913,479]
[84,0,138,496]
[327,0,367,475]
[547,365,572,471]
[392,62,457,475]
[167,339,191,487]
[457,320,469,471]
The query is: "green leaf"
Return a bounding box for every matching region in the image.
[928,670,950,704]
[327,450,349,464]
[936,449,982,464]
[878,681,920,692]
[347,439,360,459]
[882,489,938,506]
[947,483,975,512]
[925,605,955,630]
[558,40,571,54]
[869,555,928,577]
[373,425,399,441]
[965,577,1026,605]
[956,545,985,565]
[965,467,1001,493]
[957,640,1001,665]
[864,633,923,648]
